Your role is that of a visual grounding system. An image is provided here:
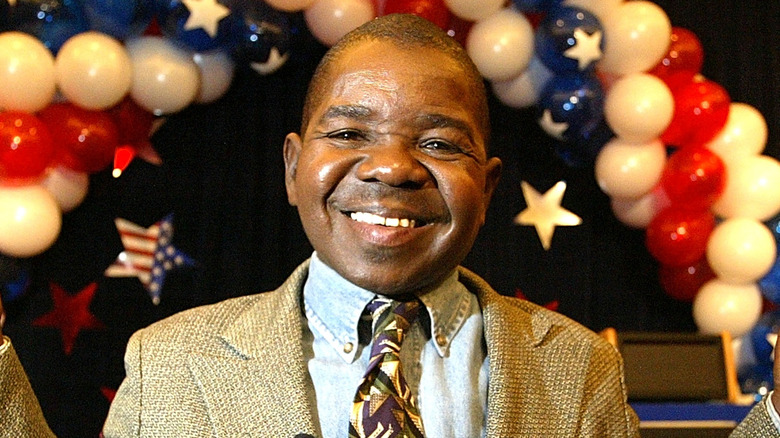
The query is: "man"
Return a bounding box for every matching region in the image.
[0,13,775,437]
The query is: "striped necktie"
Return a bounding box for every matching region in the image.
[349,298,425,438]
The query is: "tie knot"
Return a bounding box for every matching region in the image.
[367,298,422,342]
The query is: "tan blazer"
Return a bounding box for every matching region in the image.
[6,261,649,436]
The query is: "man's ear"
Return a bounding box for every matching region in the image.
[483,157,502,204]
[479,157,502,225]
[283,133,302,206]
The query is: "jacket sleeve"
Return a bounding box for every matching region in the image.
[730,397,780,437]
[101,330,143,437]
[0,337,56,437]
[579,338,640,437]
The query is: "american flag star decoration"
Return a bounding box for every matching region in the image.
[105,213,195,305]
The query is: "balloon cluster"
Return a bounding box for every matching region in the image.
[0,0,295,258]
[483,0,776,340]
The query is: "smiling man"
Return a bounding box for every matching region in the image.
[3,12,778,438]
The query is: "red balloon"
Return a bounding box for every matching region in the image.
[108,97,156,146]
[382,0,452,30]
[645,207,715,267]
[658,258,715,302]
[39,103,120,174]
[0,111,54,181]
[660,146,726,211]
[661,77,731,147]
[649,27,704,91]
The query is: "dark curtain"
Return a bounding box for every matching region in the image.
[2,1,778,436]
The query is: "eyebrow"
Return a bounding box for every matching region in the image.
[416,113,476,144]
[318,105,373,123]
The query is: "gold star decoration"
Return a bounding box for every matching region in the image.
[182,0,231,38]
[514,181,582,250]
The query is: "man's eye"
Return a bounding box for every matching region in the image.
[327,130,364,141]
[421,139,459,153]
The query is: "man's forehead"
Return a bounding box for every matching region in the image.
[330,39,457,75]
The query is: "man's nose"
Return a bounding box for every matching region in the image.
[355,141,431,188]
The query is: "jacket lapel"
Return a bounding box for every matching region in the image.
[188,262,320,437]
[459,267,556,437]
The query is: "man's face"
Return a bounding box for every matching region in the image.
[284,40,501,296]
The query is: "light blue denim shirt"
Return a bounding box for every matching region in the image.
[302,252,489,438]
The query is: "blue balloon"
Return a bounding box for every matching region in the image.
[9,0,89,53]
[740,310,780,394]
[534,5,604,74]
[760,258,780,304]
[156,0,239,52]
[759,214,780,303]
[227,0,291,72]
[766,215,780,243]
[0,256,29,303]
[538,73,605,146]
[511,0,563,13]
[556,120,613,168]
[81,0,156,40]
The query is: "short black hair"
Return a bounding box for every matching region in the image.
[300,13,490,145]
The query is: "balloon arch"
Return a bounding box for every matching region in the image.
[0,0,778,354]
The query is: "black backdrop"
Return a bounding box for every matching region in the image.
[2,1,778,436]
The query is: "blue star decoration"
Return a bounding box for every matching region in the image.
[105,213,195,305]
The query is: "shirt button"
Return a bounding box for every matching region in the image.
[435,334,447,347]
[343,342,354,353]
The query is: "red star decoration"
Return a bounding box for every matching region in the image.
[33,282,105,355]
[101,386,117,403]
[515,289,559,312]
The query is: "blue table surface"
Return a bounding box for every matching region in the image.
[631,402,755,423]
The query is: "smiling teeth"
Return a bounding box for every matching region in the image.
[350,212,416,228]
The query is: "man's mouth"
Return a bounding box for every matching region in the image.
[348,211,425,228]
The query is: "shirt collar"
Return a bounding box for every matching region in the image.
[303,252,473,362]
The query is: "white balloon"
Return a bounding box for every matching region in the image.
[610,187,670,229]
[706,103,768,160]
[604,73,674,143]
[41,166,89,213]
[444,0,504,22]
[706,218,776,284]
[0,184,62,258]
[0,31,56,113]
[595,138,667,199]
[192,50,235,104]
[265,0,317,12]
[564,0,623,23]
[304,0,375,47]
[55,31,133,110]
[126,37,200,115]
[466,8,534,81]
[491,57,553,109]
[598,1,672,75]
[712,155,780,221]
[693,280,762,338]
